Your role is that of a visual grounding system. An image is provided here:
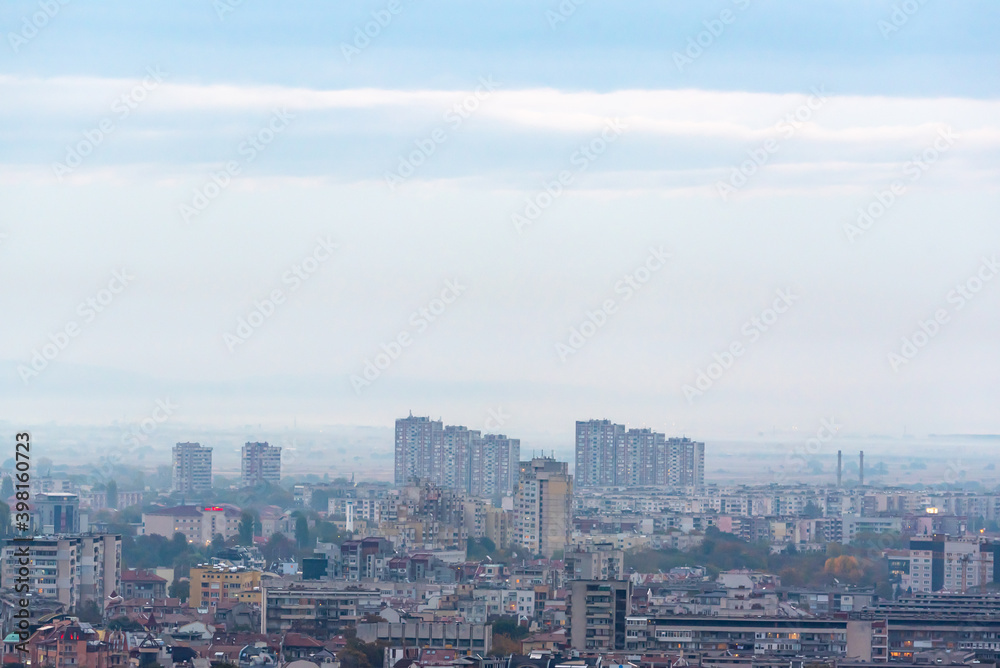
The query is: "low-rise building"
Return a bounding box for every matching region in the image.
[261,583,381,638]
[356,621,492,654]
[141,504,242,544]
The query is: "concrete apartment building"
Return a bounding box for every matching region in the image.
[575,420,705,489]
[619,616,880,660]
[189,562,262,609]
[568,580,632,652]
[241,441,281,487]
[172,442,213,493]
[888,535,997,593]
[565,544,625,580]
[0,534,121,612]
[357,622,492,654]
[141,505,241,544]
[33,492,81,534]
[395,415,521,496]
[261,583,381,637]
[514,457,572,559]
[470,433,520,498]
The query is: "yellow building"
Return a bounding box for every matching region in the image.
[189,562,262,609]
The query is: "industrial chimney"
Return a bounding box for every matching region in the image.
[859,450,865,486]
[837,450,842,487]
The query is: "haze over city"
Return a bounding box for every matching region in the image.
[1,1,999,450]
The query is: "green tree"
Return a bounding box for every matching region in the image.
[0,500,10,537]
[76,599,103,624]
[802,500,823,518]
[169,579,190,601]
[492,616,530,640]
[106,479,118,509]
[238,511,255,546]
[294,512,310,549]
[310,490,331,512]
[263,533,296,564]
[490,634,521,657]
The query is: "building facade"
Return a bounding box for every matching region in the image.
[568,580,632,652]
[241,441,281,487]
[395,415,520,496]
[575,421,705,489]
[514,457,572,558]
[0,534,121,612]
[172,442,213,493]
[141,505,241,543]
[189,563,262,609]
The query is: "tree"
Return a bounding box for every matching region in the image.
[238,511,255,546]
[169,579,190,601]
[107,617,143,632]
[802,500,823,518]
[0,501,10,537]
[106,479,118,509]
[294,512,310,550]
[489,635,521,657]
[263,533,296,564]
[76,599,103,624]
[210,533,226,555]
[310,490,331,512]
[492,616,530,640]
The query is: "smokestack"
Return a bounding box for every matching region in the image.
[837,450,842,487]
[859,451,864,486]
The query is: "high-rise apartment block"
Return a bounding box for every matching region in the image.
[0,534,121,612]
[394,415,519,497]
[470,434,520,498]
[172,442,213,493]
[514,457,572,558]
[667,436,705,487]
[241,441,281,487]
[575,420,704,488]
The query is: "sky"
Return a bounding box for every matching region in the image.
[1,1,999,456]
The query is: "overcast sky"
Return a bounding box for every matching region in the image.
[1,1,999,447]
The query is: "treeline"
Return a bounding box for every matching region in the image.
[625,527,902,597]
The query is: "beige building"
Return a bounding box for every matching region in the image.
[514,457,572,558]
[189,562,262,609]
[141,505,241,544]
